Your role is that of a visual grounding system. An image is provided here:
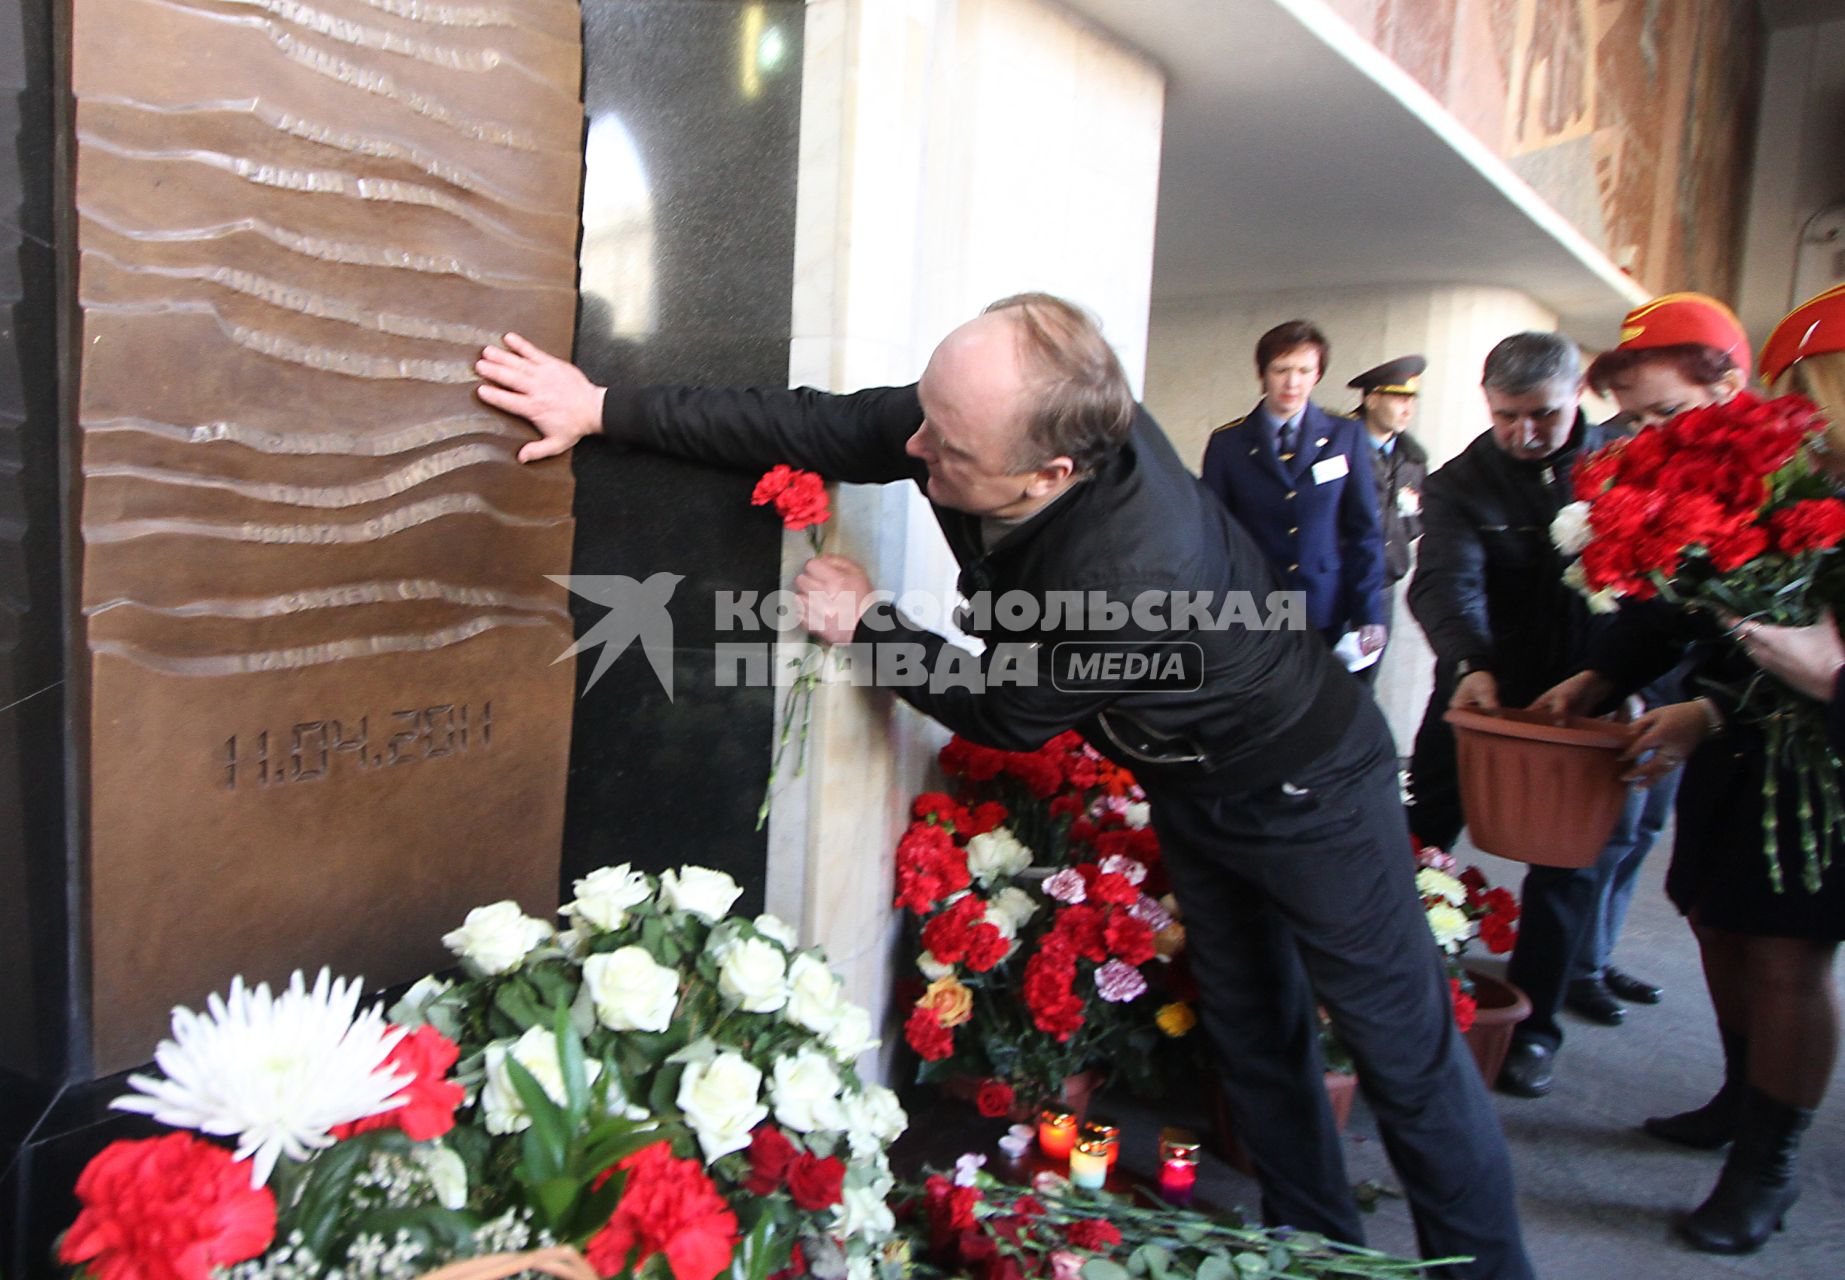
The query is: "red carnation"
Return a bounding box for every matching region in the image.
[913,792,973,831]
[1479,911,1518,954]
[586,1141,740,1280]
[1088,871,1139,906]
[751,465,795,505]
[1066,1219,1123,1251]
[744,1125,799,1196]
[1450,977,1478,1034]
[330,1024,464,1142]
[1022,942,1086,1040]
[1012,1194,1047,1218]
[774,471,831,531]
[940,737,1006,781]
[786,1152,847,1211]
[1051,903,1108,963]
[60,1134,276,1280]
[924,1174,981,1254]
[975,1079,1016,1118]
[905,1003,956,1060]
[1103,911,1156,966]
[963,801,1009,836]
[894,821,970,915]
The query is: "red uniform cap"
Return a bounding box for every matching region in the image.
[1615,292,1751,378]
[1760,283,1845,387]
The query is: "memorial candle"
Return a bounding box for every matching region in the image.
[1080,1118,1122,1167]
[1158,1156,1198,1206]
[1038,1108,1078,1160]
[1069,1137,1111,1189]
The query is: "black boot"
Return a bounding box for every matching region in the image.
[1678,1085,1814,1254]
[1644,1026,1744,1150]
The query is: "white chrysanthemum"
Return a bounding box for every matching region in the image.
[1416,867,1468,906]
[1551,501,1593,556]
[113,969,410,1187]
[1426,902,1476,954]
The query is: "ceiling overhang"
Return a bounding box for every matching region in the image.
[1059,0,1651,335]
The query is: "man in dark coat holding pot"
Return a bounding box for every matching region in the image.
[1407,331,1617,1098]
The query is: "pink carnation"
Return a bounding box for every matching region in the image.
[1044,868,1088,904]
[1128,896,1173,931]
[1098,854,1147,885]
[1095,959,1148,1003]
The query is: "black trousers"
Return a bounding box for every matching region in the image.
[1151,701,1533,1280]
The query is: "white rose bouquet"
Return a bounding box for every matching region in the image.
[55,865,908,1280]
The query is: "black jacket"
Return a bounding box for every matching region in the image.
[1407,414,1616,706]
[602,381,1363,796]
[1370,430,1429,583]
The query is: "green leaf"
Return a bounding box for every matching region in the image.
[504,1056,569,1181]
[1082,1261,1131,1280]
[532,1175,581,1230]
[556,1009,590,1118]
[649,1061,688,1115]
[1131,1244,1170,1280]
[1192,1256,1235,1280]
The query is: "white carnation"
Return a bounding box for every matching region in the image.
[989,886,1038,931]
[1426,902,1476,954]
[659,865,743,920]
[1416,867,1468,906]
[441,902,552,976]
[965,828,1033,886]
[1551,501,1593,556]
[916,951,955,981]
[1124,801,1152,829]
[582,946,680,1032]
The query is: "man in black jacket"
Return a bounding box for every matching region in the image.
[1407,331,1617,1098]
[479,294,1532,1279]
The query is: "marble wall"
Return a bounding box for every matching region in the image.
[1143,282,1562,750]
[777,0,1164,1079]
[1324,0,1761,301]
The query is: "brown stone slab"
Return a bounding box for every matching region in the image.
[72,0,585,1072]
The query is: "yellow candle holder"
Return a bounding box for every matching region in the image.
[1069,1136,1111,1189]
[1080,1118,1121,1167]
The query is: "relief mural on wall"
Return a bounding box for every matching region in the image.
[1331,0,1760,302]
[71,0,584,1070]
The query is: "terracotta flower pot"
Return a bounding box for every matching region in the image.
[1444,707,1637,867]
[1460,970,1532,1084]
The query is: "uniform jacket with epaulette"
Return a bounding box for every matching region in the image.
[1198,402,1389,635]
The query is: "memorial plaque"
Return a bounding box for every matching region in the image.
[70,0,584,1070]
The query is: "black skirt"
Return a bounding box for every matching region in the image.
[1669,735,1845,940]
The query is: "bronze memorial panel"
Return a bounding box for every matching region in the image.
[71,0,584,1070]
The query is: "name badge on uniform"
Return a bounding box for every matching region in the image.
[1397,486,1421,516]
[1311,455,1349,485]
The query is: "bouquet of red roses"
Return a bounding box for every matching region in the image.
[1553,392,1845,891]
[895,733,1188,1112]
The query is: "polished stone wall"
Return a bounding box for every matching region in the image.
[562,0,804,912]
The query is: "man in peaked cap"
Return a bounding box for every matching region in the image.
[1350,355,1431,601]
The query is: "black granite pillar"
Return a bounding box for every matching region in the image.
[561,0,805,912]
